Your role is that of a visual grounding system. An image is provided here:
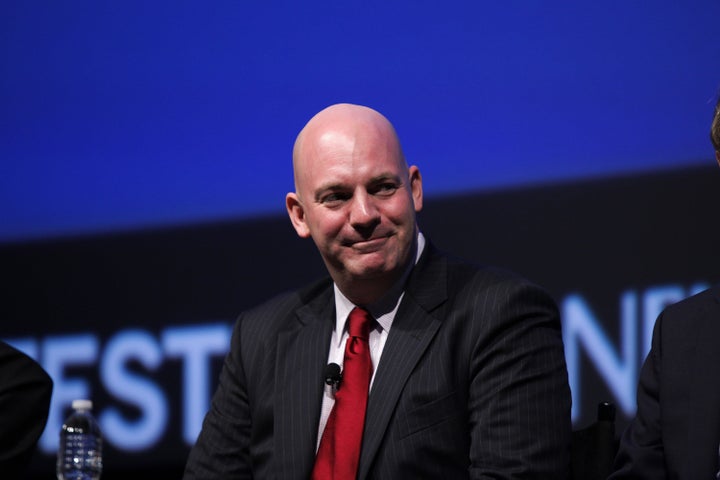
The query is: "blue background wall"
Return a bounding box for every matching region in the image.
[2,1,719,242]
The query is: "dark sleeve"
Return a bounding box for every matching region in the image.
[183,316,253,479]
[0,341,53,478]
[468,281,572,479]
[608,311,667,480]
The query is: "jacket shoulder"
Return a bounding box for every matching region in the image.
[660,285,720,324]
[235,277,333,331]
[440,250,552,298]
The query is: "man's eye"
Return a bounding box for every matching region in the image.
[320,192,350,205]
[374,183,399,196]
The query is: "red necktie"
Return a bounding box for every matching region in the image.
[312,307,373,480]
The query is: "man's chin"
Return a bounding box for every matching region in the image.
[343,260,400,283]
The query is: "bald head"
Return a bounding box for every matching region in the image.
[292,104,406,195]
[285,103,423,304]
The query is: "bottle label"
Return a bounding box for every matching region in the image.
[57,433,103,477]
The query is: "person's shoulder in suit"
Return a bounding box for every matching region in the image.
[660,284,720,325]
[649,284,720,350]
[432,246,559,310]
[233,276,334,334]
[0,340,53,477]
[237,277,332,326]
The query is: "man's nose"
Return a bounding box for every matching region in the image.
[349,192,380,228]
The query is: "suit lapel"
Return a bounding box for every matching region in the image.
[357,246,448,479]
[275,286,335,480]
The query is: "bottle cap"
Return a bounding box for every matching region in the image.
[71,399,93,411]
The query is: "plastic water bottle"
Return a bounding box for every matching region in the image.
[57,399,103,480]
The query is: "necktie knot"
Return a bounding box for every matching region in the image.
[348,307,372,340]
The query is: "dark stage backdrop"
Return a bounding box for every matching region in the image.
[2,164,719,478]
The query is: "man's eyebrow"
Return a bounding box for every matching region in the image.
[368,173,402,184]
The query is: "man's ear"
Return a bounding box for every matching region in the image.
[286,192,311,238]
[408,165,423,213]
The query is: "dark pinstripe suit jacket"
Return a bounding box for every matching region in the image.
[184,244,571,479]
[610,286,720,479]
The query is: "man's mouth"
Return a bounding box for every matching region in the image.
[348,235,389,252]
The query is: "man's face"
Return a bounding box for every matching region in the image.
[287,113,423,292]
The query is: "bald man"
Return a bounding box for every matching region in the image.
[184,104,571,479]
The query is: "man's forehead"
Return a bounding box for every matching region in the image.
[298,126,399,167]
[315,129,354,150]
